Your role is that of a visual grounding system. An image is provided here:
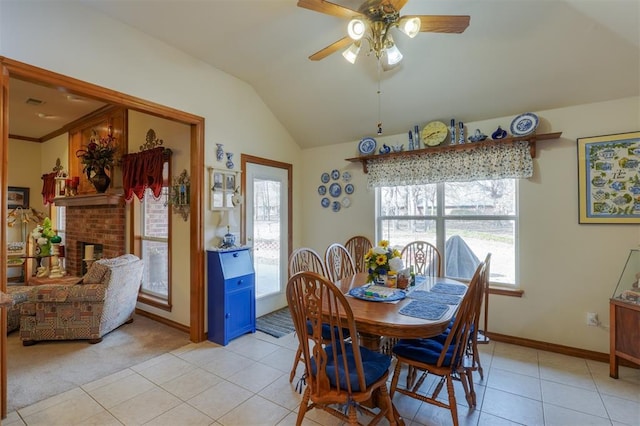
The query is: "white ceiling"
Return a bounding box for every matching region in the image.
[9,0,640,148]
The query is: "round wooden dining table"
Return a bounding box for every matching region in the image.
[334,272,467,352]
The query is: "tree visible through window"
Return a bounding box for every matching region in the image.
[376,179,517,285]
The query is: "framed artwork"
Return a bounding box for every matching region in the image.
[8,186,29,209]
[207,166,241,210]
[577,131,640,224]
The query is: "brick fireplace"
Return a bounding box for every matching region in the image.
[61,194,126,276]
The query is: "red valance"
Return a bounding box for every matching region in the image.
[121,147,166,201]
[41,172,57,205]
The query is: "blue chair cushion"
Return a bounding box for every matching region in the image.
[306,320,350,340]
[393,338,455,366]
[311,343,391,392]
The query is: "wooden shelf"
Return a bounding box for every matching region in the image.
[53,192,124,207]
[346,132,563,173]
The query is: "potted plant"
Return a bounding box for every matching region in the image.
[76,127,117,192]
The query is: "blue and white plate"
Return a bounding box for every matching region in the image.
[321,197,330,208]
[332,201,341,212]
[318,185,326,195]
[345,183,354,194]
[342,197,351,208]
[510,113,539,137]
[342,171,352,182]
[358,137,377,155]
[331,169,340,180]
[349,285,406,302]
[321,172,330,183]
[329,183,342,197]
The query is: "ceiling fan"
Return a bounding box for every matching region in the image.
[298,0,470,67]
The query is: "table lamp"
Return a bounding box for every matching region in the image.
[220,210,237,248]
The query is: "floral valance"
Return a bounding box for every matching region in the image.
[121,147,167,202]
[366,141,533,188]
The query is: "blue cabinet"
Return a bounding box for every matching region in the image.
[207,247,255,345]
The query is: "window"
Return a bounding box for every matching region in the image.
[376,179,517,285]
[135,162,171,310]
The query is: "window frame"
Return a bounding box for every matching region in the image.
[375,179,519,286]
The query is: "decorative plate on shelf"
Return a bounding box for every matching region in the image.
[331,169,340,180]
[329,183,342,197]
[345,183,354,194]
[358,137,377,155]
[321,197,330,208]
[321,172,330,183]
[318,185,326,195]
[510,113,539,137]
[332,201,341,212]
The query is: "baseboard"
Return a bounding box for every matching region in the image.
[485,331,638,368]
[135,309,190,335]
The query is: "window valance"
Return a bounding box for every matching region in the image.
[366,141,533,188]
[121,147,167,202]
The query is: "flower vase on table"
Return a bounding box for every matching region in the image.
[364,240,404,288]
[89,167,111,193]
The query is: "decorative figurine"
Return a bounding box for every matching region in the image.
[379,144,391,154]
[413,125,420,149]
[458,121,465,144]
[216,143,224,161]
[468,129,488,142]
[408,131,414,150]
[450,119,456,145]
[492,126,508,139]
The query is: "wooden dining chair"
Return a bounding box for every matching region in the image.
[324,243,356,282]
[400,240,442,277]
[287,247,329,382]
[344,235,373,274]
[389,261,484,426]
[287,271,396,425]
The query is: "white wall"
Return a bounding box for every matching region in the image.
[1,1,304,327]
[302,96,640,353]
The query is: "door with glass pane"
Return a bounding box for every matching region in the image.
[245,161,290,317]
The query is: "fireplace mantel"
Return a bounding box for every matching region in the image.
[54,192,124,207]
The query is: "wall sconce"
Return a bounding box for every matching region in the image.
[169,169,190,221]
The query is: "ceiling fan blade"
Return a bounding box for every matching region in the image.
[386,0,409,12]
[309,36,353,61]
[297,0,360,19]
[415,15,471,34]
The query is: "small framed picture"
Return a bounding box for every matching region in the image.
[577,131,640,224]
[213,172,223,190]
[8,186,29,209]
[226,174,236,191]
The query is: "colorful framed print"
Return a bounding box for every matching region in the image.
[577,131,640,224]
[8,186,29,209]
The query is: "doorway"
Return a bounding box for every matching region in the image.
[241,155,292,317]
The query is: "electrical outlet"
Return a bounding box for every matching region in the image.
[587,312,599,326]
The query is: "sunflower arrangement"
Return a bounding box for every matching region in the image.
[364,240,404,283]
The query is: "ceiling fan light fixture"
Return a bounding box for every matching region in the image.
[342,42,361,64]
[399,16,421,38]
[347,19,366,40]
[385,43,403,66]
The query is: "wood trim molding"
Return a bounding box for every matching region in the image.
[488,286,524,297]
[135,308,189,334]
[485,331,640,367]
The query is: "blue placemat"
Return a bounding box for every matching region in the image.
[399,300,449,321]
[430,282,466,295]
[408,290,461,305]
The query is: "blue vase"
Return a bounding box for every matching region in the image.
[226,152,234,169]
[216,143,224,161]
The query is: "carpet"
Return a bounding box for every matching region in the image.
[6,314,191,412]
[256,307,295,338]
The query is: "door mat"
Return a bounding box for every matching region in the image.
[256,307,296,338]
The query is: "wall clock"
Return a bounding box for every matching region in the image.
[421,121,448,147]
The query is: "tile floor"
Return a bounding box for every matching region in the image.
[4,331,639,426]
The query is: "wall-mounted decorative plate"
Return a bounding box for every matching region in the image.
[321,197,330,208]
[342,197,351,208]
[318,185,326,195]
[342,171,352,182]
[345,183,354,194]
[332,201,341,212]
[331,169,340,180]
[321,172,330,183]
[329,183,342,197]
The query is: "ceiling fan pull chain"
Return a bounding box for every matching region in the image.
[377,60,383,135]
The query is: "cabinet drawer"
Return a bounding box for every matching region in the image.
[225,274,253,291]
[219,250,254,278]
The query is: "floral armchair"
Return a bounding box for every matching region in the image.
[19,254,144,345]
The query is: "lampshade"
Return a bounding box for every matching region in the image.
[342,42,361,64]
[399,17,421,38]
[220,210,237,229]
[347,19,366,40]
[385,40,403,66]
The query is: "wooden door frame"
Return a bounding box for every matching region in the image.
[0,57,207,418]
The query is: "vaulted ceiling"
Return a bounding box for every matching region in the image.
[9,0,639,148]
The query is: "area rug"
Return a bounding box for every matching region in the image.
[256,307,295,338]
[6,314,191,412]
